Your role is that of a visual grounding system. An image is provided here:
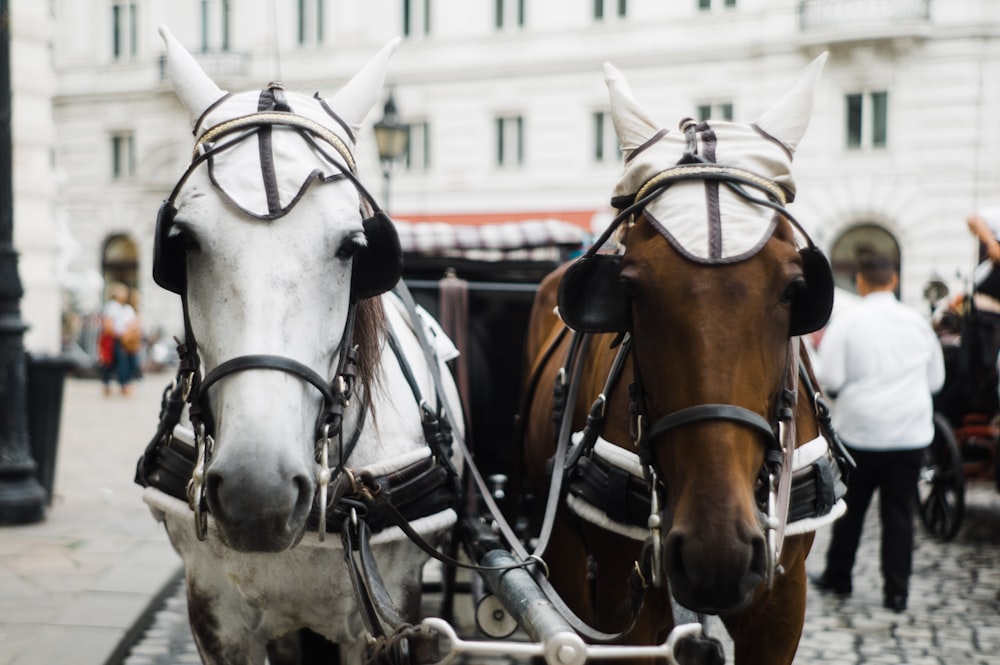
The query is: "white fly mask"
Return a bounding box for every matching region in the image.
[606,53,828,265]
[191,87,359,221]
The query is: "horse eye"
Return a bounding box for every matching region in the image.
[781,277,807,304]
[335,239,358,261]
[169,225,200,252]
[620,276,638,301]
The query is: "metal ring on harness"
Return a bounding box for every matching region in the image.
[187,422,213,541]
[316,434,332,540]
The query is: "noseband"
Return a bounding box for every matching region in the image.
[630,336,801,590]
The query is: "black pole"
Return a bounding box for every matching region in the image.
[0,0,45,525]
[382,167,391,213]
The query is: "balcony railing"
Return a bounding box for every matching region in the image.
[798,0,931,34]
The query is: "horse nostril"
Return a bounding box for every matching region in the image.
[205,469,224,508]
[291,473,315,524]
[664,530,688,582]
[749,532,768,577]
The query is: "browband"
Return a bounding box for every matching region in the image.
[634,163,788,207]
[195,111,357,173]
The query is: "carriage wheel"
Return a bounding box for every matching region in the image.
[916,413,966,541]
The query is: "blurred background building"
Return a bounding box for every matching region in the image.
[11,0,1000,356]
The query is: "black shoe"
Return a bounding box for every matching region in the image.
[883,595,907,612]
[809,572,852,596]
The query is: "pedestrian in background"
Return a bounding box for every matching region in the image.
[967,210,1000,309]
[123,288,144,382]
[99,281,138,397]
[811,251,945,612]
[964,210,1000,409]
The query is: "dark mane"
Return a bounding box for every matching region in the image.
[355,295,387,402]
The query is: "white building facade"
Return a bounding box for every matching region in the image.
[45,0,1000,344]
[10,2,60,353]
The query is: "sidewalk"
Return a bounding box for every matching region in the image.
[0,375,182,665]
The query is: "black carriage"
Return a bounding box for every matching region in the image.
[918,296,1000,541]
[398,219,586,484]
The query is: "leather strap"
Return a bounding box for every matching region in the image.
[532,332,589,560]
[646,403,777,446]
[393,281,642,643]
[198,354,335,403]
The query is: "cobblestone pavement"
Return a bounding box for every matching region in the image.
[119,485,1000,665]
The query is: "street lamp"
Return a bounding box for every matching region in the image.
[0,0,46,524]
[372,92,408,212]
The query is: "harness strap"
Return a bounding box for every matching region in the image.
[195,110,356,171]
[392,281,644,644]
[799,362,855,479]
[342,519,392,639]
[134,373,191,488]
[199,354,335,403]
[645,403,777,447]
[564,334,632,473]
[384,328,459,481]
[532,331,590,560]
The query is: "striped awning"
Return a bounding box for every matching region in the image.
[394,218,589,259]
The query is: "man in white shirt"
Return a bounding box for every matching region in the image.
[811,251,945,612]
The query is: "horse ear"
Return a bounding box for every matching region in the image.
[754,52,828,153]
[326,37,403,132]
[604,62,661,158]
[159,25,227,125]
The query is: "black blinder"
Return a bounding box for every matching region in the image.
[153,202,402,302]
[556,245,835,337]
[557,253,630,333]
[351,210,402,302]
[152,200,187,295]
[789,246,834,337]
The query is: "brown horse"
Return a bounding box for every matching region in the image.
[519,54,848,664]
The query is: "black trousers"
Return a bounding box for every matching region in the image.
[823,445,925,599]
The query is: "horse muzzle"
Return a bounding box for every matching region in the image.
[204,454,316,552]
[662,521,768,614]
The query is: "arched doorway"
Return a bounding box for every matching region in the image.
[101,234,139,292]
[829,223,901,297]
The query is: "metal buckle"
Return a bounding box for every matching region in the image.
[647,468,663,589]
[315,431,333,541]
[187,422,213,541]
[763,472,780,588]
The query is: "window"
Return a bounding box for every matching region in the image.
[696,102,734,122]
[698,0,736,9]
[845,91,888,149]
[111,133,135,180]
[405,121,431,171]
[594,0,626,20]
[495,115,524,167]
[871,91,888,147]
[496,0,525,30]
[200,0,231,52]
[403,0,431,37]
[111,1,137,60]
[298,0,324,45]
[593,111,620,162]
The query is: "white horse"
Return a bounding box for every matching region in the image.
[138,27,462,664]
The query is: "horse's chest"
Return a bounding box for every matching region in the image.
[153,493,428,642]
